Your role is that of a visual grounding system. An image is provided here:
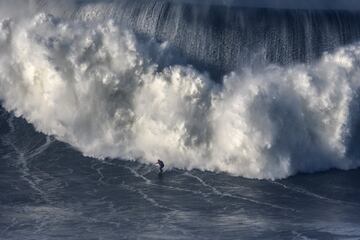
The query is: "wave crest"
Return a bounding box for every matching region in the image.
[1,13,360,179]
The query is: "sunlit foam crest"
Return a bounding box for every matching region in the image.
[1,12,360,179]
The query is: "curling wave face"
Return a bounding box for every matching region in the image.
[1,12,360,179]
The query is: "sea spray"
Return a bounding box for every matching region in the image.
[1,13,360,179]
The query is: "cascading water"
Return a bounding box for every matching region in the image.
[33,0,360,77]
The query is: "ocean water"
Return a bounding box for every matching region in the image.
[1,0,360,239]
[1,106,360,239]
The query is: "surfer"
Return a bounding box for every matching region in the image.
[156,159,165,173]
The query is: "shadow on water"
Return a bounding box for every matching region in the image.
[158,171,164,181]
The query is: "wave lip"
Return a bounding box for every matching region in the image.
[6,1,360,78]
[169,0,360,10]
[1,12,360,179]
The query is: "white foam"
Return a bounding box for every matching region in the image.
[1,13,360,179]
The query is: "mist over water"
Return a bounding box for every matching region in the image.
[1,0,360,179]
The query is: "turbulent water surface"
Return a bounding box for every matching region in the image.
[1,107,360,239]
[1,0,360,239]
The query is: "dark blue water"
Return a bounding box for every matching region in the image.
[1,107,360,239]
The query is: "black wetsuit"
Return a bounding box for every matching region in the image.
[158,160,164,173]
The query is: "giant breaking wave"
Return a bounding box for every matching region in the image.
[1,7,360,179]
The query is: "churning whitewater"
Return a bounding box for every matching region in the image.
[1,11,360,179]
